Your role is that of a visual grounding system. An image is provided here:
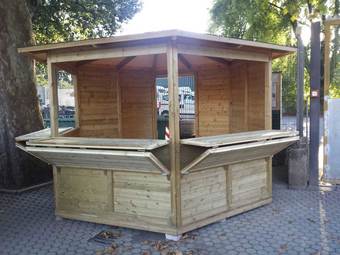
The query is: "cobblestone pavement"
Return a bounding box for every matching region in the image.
[1,181,340,255]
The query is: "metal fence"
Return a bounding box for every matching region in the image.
[156,75,195,139]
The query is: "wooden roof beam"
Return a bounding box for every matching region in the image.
[206,56,231,66]
[48,43,167,63]
[116,56,136,71]
[76,59,98,68]
[178,54,193,71]
[177,43,270,62]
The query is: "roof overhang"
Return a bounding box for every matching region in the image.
[18,29,296,63]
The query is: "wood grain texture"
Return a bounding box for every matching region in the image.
[230,159,269,208]
[196,67,231,136]
[181,137,298,174]
[47,60,59,137]
[181,168,227,225]
[113,172,171,219]
[181,130,298,148]
[56,168,113,214]
[25,147,169,174]
[120,70,156,139]
[55,168,175,234]
[77,68,119,138]
[27,137,169,150]
[247,62,266,131]
[230,62,248,132]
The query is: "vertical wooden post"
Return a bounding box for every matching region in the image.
[264,61,272,130]
[264,60,273,195]
[114,71,122,137]
[47,59,59,136]
[167,41,181,229]
[151,72,158,139]
[72,74,79,128]
[244,63,249,131]
[194,72,199,137]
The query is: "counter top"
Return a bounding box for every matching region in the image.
[26,137,169,151]
[181,130,298,148]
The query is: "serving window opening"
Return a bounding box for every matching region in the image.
[156,75,196,139]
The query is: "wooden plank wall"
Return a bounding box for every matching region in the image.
[230,62,248,132]
[229,158,269,208]
[56,168,113,214]
[55,167,173,232]
[196,67,231,136]
[230,61,266,132]
[180,157,270,228]
[113,172,171,223]
[77,68,119,137]
[247,62,266,130]
[181,167,227,225]
[120,70,156,139]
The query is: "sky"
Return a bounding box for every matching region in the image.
[118,0,312,45]
[119,0,214,35]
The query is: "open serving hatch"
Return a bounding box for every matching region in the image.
[180,130,299,174]
[16,129,297,176]
[16,128,169,174]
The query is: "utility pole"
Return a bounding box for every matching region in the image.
[309,22,321,186]
[296,27,305,138]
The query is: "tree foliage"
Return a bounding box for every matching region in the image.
[210,0,330,43]
[27,0,142,88]
[27,0,142,44]
[210,0,339,113]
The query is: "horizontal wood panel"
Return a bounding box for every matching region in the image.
[247,63,265,131]
[197,67,231,136]
[181,168,227,225]
[78,68,119,138]
[113,172,171,219]
[27,137,169,150]
[120,70,156,139]
[181,130,298,148]
[230,159,268,208]
[26,147,169,174]
[181,137,298,173]
[56,168,112,214]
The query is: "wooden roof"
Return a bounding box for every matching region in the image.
[18,30,296,62]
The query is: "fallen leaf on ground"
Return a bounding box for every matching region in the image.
[278,243,288,254]
[153,241,168,251]
[307,218,316,223]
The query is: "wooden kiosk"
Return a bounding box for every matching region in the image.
[16,30,298,236]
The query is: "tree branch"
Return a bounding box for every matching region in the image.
[268,1,284,11]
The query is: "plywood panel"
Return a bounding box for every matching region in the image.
[181,136,298,173]
[181,168,227,225]
[26,147,169,174]
[196,67,231,136]
[230,159,269,208]
[113,172,171,219]
[120,70,156,138]
[247,62,266,130]
[77,68,119,137]
[230,62,247,132]
[56,168,112,214]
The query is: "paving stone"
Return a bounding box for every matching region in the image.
[1,182,340,254]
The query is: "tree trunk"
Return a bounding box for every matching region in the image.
[0,0,51,189]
